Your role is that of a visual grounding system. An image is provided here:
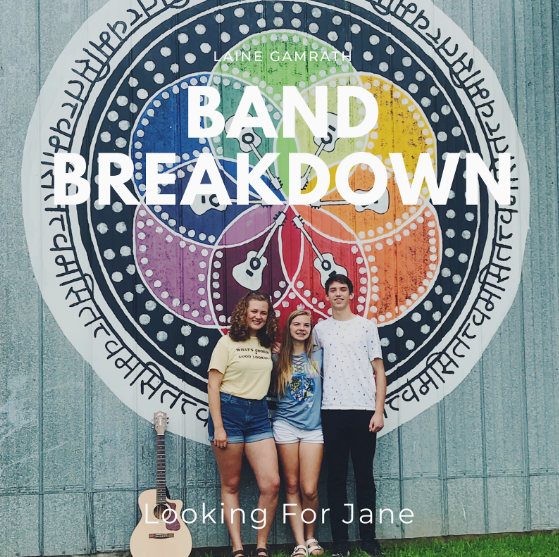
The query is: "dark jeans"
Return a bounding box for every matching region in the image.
[321,409,377,542]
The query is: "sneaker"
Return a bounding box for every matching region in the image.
[361,539,385,557]
[330,541,350,557]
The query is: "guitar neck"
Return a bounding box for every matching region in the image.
[255,226,276,259]
[156,434,166,505]
[254,214,286,259]
[295,221,324,262]
[250,143,263,161]
[313,200,348,207]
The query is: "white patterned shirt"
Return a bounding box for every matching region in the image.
[313,316,383,410]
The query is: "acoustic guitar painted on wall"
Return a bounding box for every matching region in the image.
[130,411,193,557]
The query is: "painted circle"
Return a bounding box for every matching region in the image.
[22,0,529,442]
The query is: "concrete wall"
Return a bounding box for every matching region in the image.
[1,0,558,555]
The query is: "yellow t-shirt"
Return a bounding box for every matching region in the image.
[208,335,273,399]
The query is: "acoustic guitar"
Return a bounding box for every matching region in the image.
[130,411,192,557]
[293,215,348,287]
[225,116,283,191]
[301,112,340,190]
[232,212,287,290]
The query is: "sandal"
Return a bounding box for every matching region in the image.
[256,549,269,557]
[232,551,245,557]
[306,539,324,556]
[291,545,308,557]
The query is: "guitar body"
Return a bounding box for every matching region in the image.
[355,189,390,214]
[190,194,227,216]
[231,213,285,289]
[313,253,348,287]
[130,489,192,557]
[292,215,348,286]
[232,251,268,290]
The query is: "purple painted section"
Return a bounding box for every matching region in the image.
[210,226,289,323]
[134,206,213,326]
[134,205,289,329]
[221,205,284,244]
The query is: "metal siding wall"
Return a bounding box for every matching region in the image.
[1,0,558,554]
[520,0,559,534]
[0,0,41,554]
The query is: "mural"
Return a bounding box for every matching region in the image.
[22,0,529,443]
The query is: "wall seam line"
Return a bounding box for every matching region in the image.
[37,0,44,552]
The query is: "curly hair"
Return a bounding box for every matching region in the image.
[229,292,279,348]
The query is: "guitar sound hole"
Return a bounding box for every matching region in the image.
[153,504,169,520]
[242,132,255,144]
[250,258,262,270]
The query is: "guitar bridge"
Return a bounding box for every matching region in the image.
[149,533,175,539]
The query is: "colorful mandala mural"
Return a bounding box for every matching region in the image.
[22,0,529,442]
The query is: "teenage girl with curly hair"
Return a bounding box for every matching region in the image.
[208,292,280,557]
[273,310,324,557]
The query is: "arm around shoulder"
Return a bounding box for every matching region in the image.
[312,323,322,350]
[312,348,324,374]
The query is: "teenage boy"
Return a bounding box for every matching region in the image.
[313,274,386,557]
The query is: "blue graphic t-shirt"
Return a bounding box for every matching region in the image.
[274,351,323,431]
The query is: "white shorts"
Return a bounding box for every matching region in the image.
[273,420,324,444]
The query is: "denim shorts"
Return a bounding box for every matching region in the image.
[208,392,273,444]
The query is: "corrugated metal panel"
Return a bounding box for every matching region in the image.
[1,0,558,554]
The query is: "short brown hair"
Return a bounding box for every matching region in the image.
[325,274,354,295]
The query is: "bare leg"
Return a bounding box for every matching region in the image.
[299,443,324,554]
[277,443,306,547]
[212,442,245,551]
[244,438,281,549]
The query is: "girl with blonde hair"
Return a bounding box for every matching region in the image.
[273,310,324,557]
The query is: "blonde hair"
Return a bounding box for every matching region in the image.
[273,310,319,396]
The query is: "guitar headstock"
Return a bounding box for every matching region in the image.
[270,175,283,191]
[153,411,168,436]
[274,212,287,226]
[293,215,305,229]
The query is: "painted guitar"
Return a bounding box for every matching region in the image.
[225,116,283,190]
[232,212,287,290]
[301,112,340,190]
[293,215,348,287]
[310,188,390,214]
[130,412,192,557]
[190,194,261,216]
